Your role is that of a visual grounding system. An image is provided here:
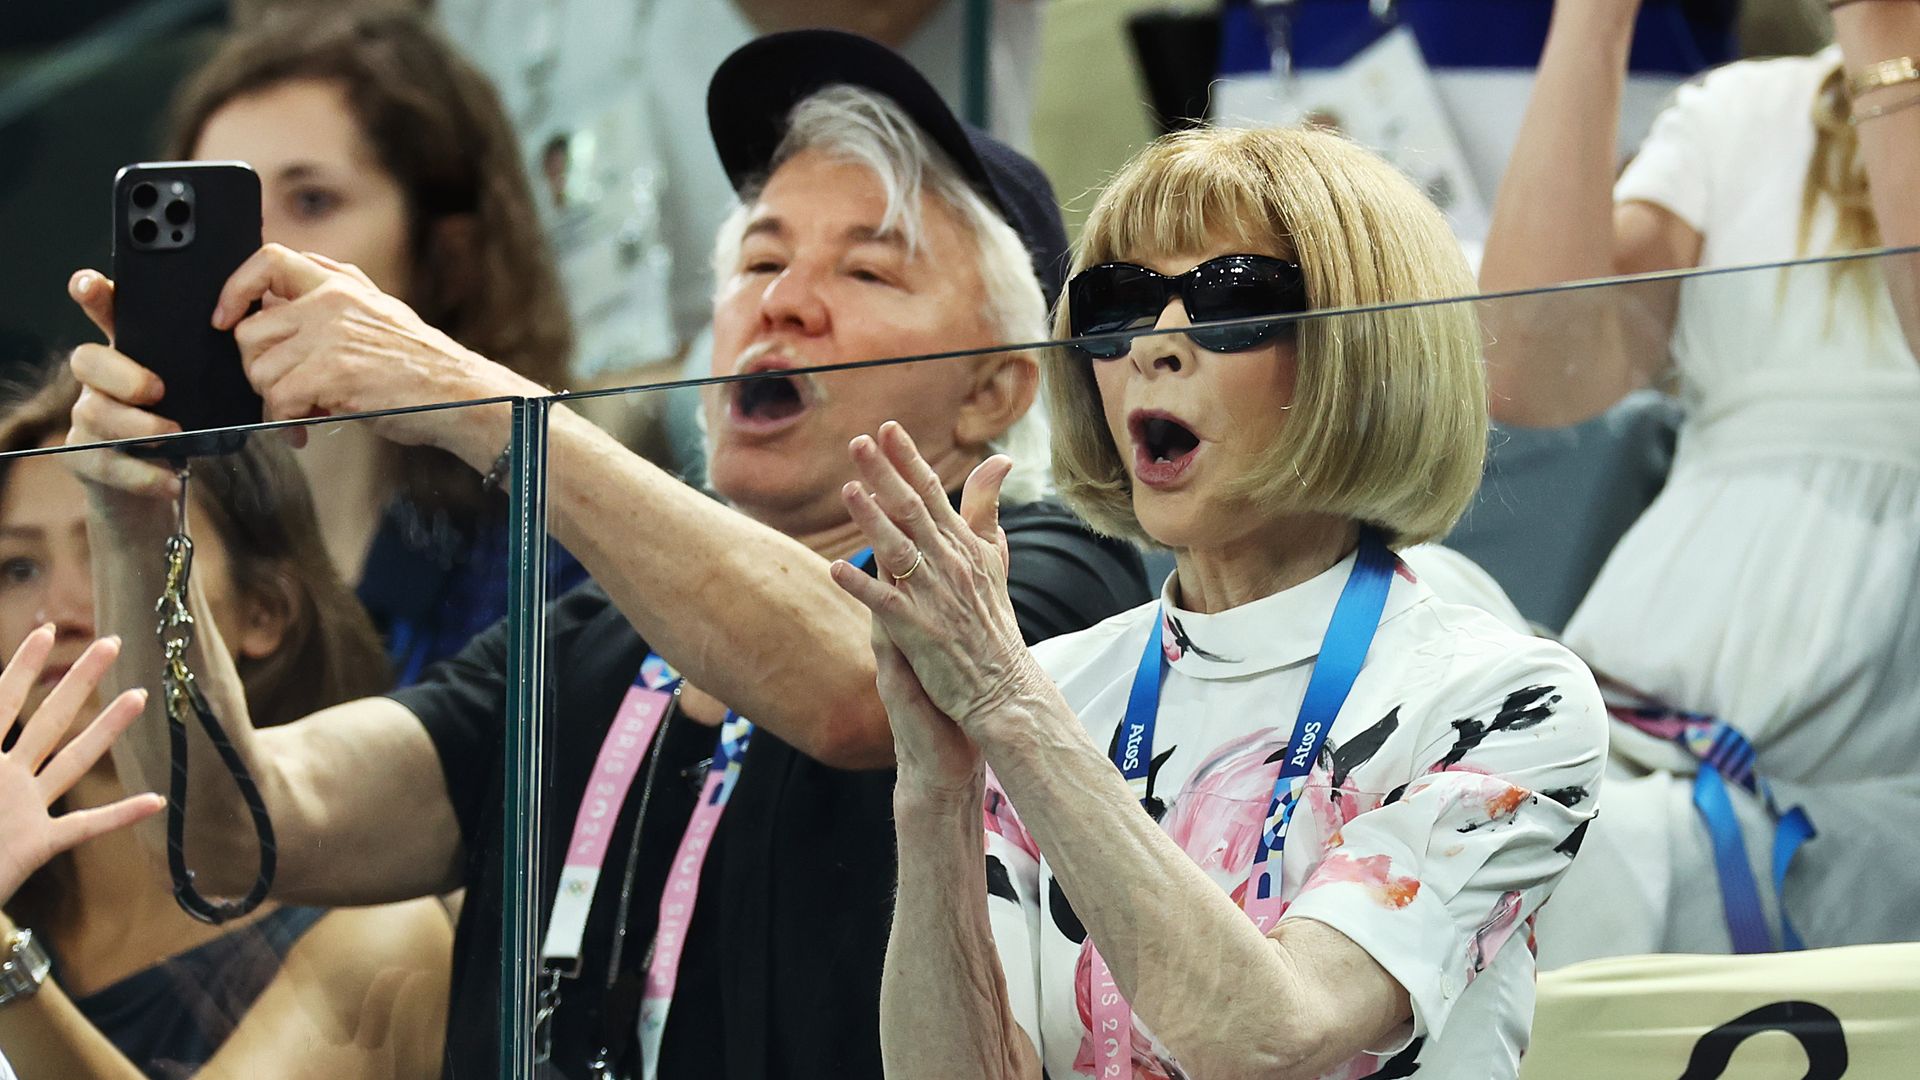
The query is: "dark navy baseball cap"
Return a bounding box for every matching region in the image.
[707,28,1071,308]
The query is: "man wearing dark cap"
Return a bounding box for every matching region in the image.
[75,29,1146,1080]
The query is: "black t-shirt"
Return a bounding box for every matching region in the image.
[392,501,1147,1080]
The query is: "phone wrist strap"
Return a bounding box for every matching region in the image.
[157,463,277,924]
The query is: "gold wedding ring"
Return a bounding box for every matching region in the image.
[890,549,925,583]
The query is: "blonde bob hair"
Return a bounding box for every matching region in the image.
[1046,125,1487,549]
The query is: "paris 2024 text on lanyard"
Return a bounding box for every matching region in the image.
[535,549,875,1080]
[1090,530,1396,1079]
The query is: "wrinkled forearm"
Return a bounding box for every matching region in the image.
[882,787,1040,1080]
[976,691,1381,1080]
[541,406,890,767]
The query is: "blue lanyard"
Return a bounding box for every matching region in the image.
[1114,530,1397,892]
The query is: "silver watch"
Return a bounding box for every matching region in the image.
[0,929,51,1005]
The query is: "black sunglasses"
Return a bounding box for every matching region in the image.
[1066,254,1308,359]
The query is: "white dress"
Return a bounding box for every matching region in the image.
[985,553,1607,1079]
[1537,49,1920,965]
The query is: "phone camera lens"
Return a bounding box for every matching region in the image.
[132,218,159,244]
[164,199,192,226]
[131,183,159,209]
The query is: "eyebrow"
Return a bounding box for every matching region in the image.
[740,217,907,250]
[0,525,43,539]
[273,162,332,184]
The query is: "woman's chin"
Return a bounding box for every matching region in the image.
[1132,499,1207,552]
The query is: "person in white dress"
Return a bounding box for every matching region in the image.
[825,126,1607,1080]
[1481,0,1920,964]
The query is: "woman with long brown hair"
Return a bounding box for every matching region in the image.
[150,7,584,683]
[0,371,451,1079]
[1481,1,1920,961]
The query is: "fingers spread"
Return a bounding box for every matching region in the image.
[0,625,57,741]
[960,455,1012,545]
[830,557,893,615]
[16,637,122,770]
[36,688,148,798]
[841,481,918,578]
[879,421,965,531]
[47,793,166,857]
[850,433,939,544]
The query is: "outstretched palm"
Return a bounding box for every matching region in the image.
[0,627,162,905]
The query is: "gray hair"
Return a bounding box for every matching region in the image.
[711,85,1052,503]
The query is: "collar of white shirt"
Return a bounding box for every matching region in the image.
[1155,546,1426,680]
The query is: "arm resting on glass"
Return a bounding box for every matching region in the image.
[1479,0,1699,427]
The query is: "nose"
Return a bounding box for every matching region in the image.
[38,556,95,640]
[1130,297,1197,375]
[758,261,831,338]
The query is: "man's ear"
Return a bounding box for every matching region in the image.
[953,351,1040,450]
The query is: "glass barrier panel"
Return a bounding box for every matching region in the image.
[0,398,539,1080]
[511,247,1919,1078]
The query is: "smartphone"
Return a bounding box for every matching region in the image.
[111,161,264,446]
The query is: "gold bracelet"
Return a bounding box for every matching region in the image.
[1849,56,1920,100]
[1852,90,1920,124]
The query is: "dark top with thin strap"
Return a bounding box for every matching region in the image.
[56,906,327,1080]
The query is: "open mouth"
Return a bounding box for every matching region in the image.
[727,371,812,434]
[1129,411,1202,487]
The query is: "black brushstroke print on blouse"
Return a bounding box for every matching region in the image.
[1145,745,1175,822]
[986,855,1018,903]
[1554,819,1591,858]
[1105,722,1176,823]
[1049,876,1088,944]
[1437,685,1563,769]
[1326,708,1402,791]
[1369,1036,1425,1078]
[1539,785,1590,809]
[1165,613,1235,663]
[1454,784,1593,835]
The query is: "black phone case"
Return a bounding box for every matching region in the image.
[111,162,263,454]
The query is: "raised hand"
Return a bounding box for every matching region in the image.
[829,422,1041,741]
[0,627,162,905]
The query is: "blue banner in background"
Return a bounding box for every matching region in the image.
[1218,0,1739,78]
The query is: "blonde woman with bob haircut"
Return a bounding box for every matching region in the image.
[827,125,1607,1080]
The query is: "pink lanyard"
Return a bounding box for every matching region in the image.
[636,711,754,1076]
[540,656,682,972]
